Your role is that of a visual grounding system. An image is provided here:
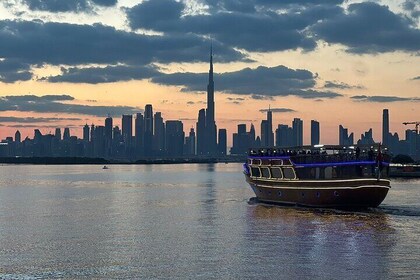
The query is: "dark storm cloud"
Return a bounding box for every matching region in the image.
[126,0,346,52]
[127,0,419,54]
[45,64,160,83]
[0,116,81,123]
[0,59,32,83]
[23,0,117,13]
[324,81,365,90]
[402,0,420,21]
[259,108,296,113]
[152,65,342,99]
[0,95,141,117]
[0,20,245,67]
[312,2,420,53]
[204,0,344,12]
[351,95,420,103]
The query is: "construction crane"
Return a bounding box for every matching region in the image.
[403,122,420,134]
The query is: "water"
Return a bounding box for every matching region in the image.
[0,163,419,279]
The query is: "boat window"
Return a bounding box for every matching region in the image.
[261,159,270,165]
[261,167,270,178]
[282,167,296,179]
[325,167,333,179]
[251,167,261,177]
[247,159,252,164]
[283,159,292,166]
[270,159,283,166]
[270,167,283,179]
[252,159,261,165]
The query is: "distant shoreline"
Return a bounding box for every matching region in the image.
[0,157,246,165]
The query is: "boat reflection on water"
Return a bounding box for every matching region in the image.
[247,200,393,230]
[244,202,396,279]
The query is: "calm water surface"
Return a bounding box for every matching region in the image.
[0,164,419,279]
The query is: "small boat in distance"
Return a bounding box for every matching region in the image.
[102,166,109,170]
[244,144,391,208]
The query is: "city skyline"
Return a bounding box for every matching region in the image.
[0,0,419,144]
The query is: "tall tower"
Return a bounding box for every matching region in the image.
[205,45,217,156]
[382,109,389,146]
[144,104,154,156]
[311,120,320,146]
[292,118,303,146]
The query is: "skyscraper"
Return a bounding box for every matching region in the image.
[205,46,217,156]
[83,124,90,142]
[144,104,153,156]
[383,109,389,146]
[185,128,196,156]
[339,125,354,146]
[165,120,184,157]
[292,118,303,146]
[55,128,61,140]
[135,113,144,156]
[63,128,70,140]
[122,114,133,146]
[311,120,320,146]
[14,130,21,143]
[217,128,227,156]
[276,124,293,147]
[154,112,165,155]
[105,116,113,141]
[196,109,206,155]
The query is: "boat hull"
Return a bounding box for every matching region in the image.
[246,176,390,208]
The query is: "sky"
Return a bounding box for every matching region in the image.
[0,0,419,145]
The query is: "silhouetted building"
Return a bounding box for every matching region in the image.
[144,104,153,157]
[231,124,251,155]
[122,115,133,145]
[184,128,196,156]
[135,113,144,157]
[154,112,165,156]
[15,130,21,143]
[357,128,375,145]
[382,109,389,146]
[83,124,90,142]
[339,125,354,146]
[292,118,303,146]
[218,128,227,156]
[249,124,256,147]
[63,128,70,140]
[276,124,293,147]
[55,128,61,140]
[196,109,206,156]
[105,116,113,141]
[165,120,184,157]
[261,108,274,147]
[311,120,320,146]
[205,46,217,156]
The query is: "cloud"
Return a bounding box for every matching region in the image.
[152,65,342,99]
[0,94,141,117]
[312,2,420,53]
[251,94,274,100]
[324,80,365,90]
[126,0,346,52]
[0,116,81,123]
[0,59,32,83]
[351,95,420,103]
[22,0,117,13]
[44,64,161,84]
[259,108,296,113]
[0,19,245,68]
[402,0,420,22]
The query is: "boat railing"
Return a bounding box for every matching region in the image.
[248,146,390,165]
